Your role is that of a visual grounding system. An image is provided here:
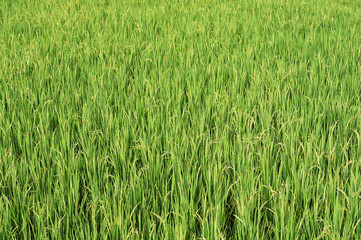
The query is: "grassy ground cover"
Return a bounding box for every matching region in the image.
[1,0,361,239]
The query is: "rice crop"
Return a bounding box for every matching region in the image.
[1,0,361,239]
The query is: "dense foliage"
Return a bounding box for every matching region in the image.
[1,0,361,239]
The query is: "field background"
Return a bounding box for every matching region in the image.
[1,0,361,239]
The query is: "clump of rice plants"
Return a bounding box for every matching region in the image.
[1,0,361,239]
